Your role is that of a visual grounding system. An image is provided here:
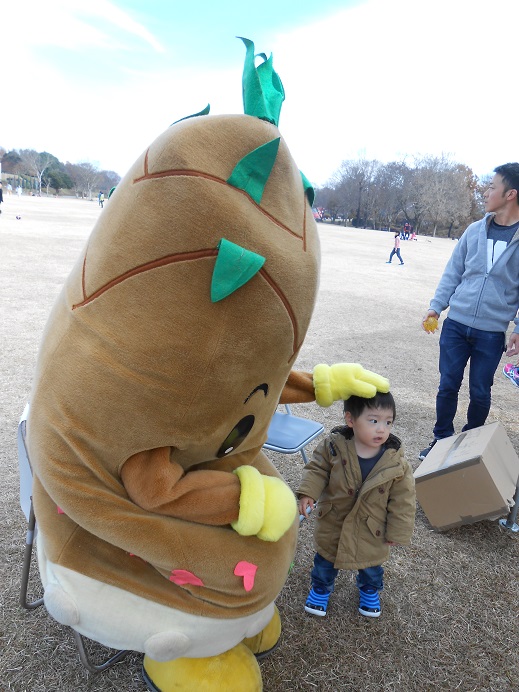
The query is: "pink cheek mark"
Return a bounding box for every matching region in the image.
[169,569,205,587]
[57,506,64,514]
[234,561,258,592]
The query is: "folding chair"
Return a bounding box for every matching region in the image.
[263,404,324,464]
[17,404,129,673]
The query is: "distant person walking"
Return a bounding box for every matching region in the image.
[98,191,105,208]
[386,231,404,265]
[7,182,12,195]
[16,185,22,197]
[0,183,3,213]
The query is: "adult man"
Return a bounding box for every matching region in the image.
[419,162,519,459]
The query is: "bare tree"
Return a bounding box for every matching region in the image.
[413,155,473,237]
[332,159,380,227]
[319,154,481,236]
[369,162,406,230]
[97,169,121,195]
[65,162,101,200]
[18,149,54,195]
[474,172,492,220]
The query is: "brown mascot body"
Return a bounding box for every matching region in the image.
[27,40,388,691]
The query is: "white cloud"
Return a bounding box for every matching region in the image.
[269,0,519,183]
[3,0,164,52]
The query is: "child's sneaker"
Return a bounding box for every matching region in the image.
[304,587,330,617]
[503,363,516,379]
[358,586,381,618]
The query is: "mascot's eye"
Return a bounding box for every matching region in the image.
[217,415,255,458]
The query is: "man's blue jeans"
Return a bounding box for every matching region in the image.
[311,552,384,593]
[433,318,505,440]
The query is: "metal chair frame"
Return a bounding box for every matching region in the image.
[263,404,324,464]
[17,405,129,673]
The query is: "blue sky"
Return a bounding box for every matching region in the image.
[2,0,518,186]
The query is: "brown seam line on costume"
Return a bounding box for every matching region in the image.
[303,193,307,252]
[72,249,218,309]
[259,267,299,361]
[133,162,302,241]
[81,253,87,301]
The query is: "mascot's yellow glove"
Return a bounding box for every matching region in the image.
[313,363,390,407]
[231,466,297,542]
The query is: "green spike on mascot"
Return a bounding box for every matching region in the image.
[27,38,389,691]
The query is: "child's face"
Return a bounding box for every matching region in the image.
[344,406,394,453]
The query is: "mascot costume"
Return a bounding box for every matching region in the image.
[27,39,389,691]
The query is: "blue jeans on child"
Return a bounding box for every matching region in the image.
[388,248,403,263]
[433,318,505,440]
[311,552,384,593]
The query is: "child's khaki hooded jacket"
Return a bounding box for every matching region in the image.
[298,429,416,569]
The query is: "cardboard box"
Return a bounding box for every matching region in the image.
[414,422,519,531]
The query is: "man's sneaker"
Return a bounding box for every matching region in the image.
[304,587,330,617]
[418,439,437,460]
[400,262,404,265]
[358,586,381,618]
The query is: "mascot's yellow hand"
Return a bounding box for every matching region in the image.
[257,475,297,541]
[231,466,297,542]
[313,363,390,407]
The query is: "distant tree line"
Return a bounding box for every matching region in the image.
[314,154,490,237]
[0,147,121,199]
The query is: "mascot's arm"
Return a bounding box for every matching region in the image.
[280,371,315,403]
[121,448,241,525]
[281,365,389,407]
[121,450,296,541]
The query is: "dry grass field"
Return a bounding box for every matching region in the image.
[1,195,518,691]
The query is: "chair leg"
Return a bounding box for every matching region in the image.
[300,448,309,464]
[20,502,44,610]
[21,501,128,672]
[71,630,129,673]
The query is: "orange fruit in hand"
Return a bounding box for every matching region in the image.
[423,316,438,333]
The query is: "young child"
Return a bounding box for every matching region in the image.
[298,392,415,618]
[386,231,404,265]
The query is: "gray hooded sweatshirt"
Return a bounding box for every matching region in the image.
[430,213,519,334]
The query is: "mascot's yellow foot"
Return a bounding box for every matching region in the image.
[242,605,281,659]
[142,644,262,692]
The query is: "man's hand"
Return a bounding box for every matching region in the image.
[422,310,439,333]
[506,332,519,357]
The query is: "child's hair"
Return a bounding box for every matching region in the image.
[343,392,396,420]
